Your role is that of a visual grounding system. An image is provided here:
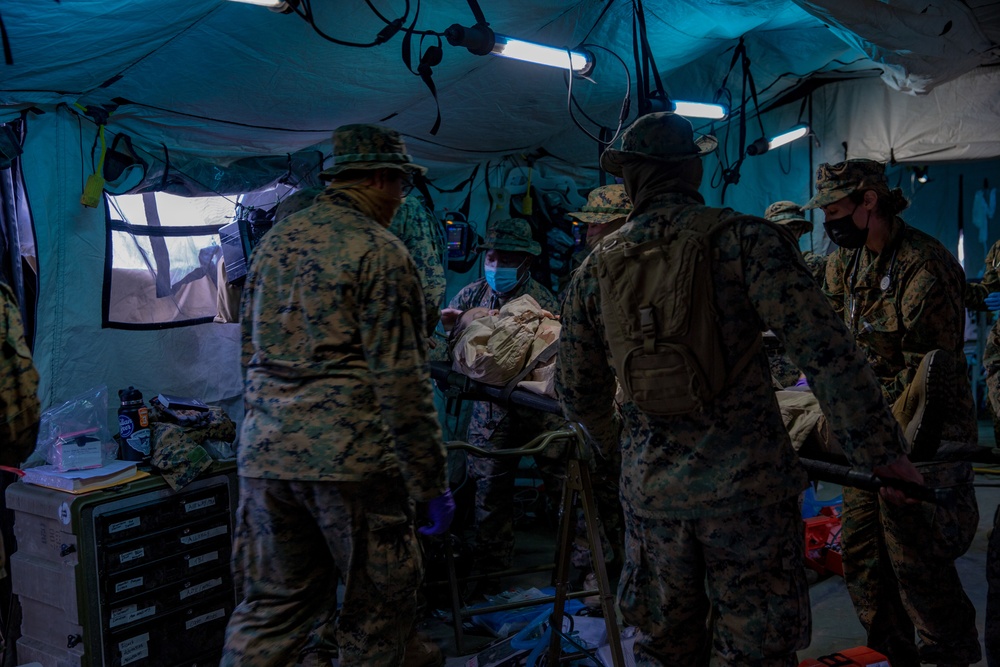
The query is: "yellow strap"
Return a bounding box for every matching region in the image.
[73,103,108,174]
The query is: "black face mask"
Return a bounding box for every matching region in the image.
[824,205,869,249]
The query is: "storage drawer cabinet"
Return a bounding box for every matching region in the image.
[7,466,238,667]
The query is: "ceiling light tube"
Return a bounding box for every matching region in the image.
[226,0,296,11]
[747,123,810,156]
[446,24,593,75]
[671,100,729,120]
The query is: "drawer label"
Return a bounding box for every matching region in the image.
[179,577,222,600]
[110,603,156,628]
[188,550,219,568]
[185,497,216,513]
[180,525,227,545]
[119,632,150,666]
[115,577,144,593]
[109,517,141,534]
[119,547,145,564]
[185,607,226,630]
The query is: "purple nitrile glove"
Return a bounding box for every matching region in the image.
[985,292,1000,311]
[418,489,456,536]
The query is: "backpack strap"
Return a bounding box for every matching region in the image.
[499,340,559,404]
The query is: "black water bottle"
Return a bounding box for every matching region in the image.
[118,386,151,461]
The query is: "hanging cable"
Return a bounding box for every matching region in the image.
[565,43,631,147]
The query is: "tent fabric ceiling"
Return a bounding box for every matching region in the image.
[3,0,999,178]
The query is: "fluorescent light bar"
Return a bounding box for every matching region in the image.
[768,123,809,151]
[671,101,729,120]
[492,35,592,73]
[227,0,286,5]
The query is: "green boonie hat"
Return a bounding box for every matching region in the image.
[568,185,633,225]
[803,159,890,209]
[319,123,427,181]
[478,218,541,256]
[151,422,214,491]
[764,200,813,233]
[600,112,718,176]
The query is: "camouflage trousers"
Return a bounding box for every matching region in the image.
[840,460,981,667]
[221,475,420,667]
[986,503,1000,667]
[619,496,809,667]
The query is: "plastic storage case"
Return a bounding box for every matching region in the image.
[7,464,237,667]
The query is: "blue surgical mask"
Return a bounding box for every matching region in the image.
[485,266,522,294]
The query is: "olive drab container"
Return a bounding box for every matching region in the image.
[118,386,151,461]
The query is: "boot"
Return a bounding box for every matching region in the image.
[891,349,952,461]
[402,631,445,667]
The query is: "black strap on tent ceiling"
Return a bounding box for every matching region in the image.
[401,0,444,135]
[0,10,13,65]
[717,36,766,202]
[631,0,666,118]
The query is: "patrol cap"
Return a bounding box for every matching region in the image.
[319,123,427,181]
[600,112,717,176]
[764,200,813,234]
[803,159,890,209]
[478,218,541,256]
[567,185,632,225]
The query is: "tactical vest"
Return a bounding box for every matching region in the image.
[595,208,761,416]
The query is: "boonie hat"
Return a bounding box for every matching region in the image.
[478,218,541,256]
[600,112,717,176]
[568,185,632,225]
[151,422,214,491]
[764,200,813,233]
[803,159,890,209]
[319,123,427,181]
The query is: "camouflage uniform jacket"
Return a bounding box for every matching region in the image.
[965,238,1000,310]
[802,250,828,287]
[557,191,905,519]
[449,277,558,442]
[0,281,39,466]
[239,191,447,502]
[824,217,977,449]
[389,195,447,334]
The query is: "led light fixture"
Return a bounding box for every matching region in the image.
[445,24,594,74]
[913,165,930,184]
[747,123,810,156]
[226,0,296,11]
[646,97,729,120]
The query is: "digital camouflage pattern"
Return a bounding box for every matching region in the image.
[319,123,427,180]
[803,159,892,210]
[600,112,717,175]
[964,237,1000,310]
[0,280,39,466]
[568,184,632,225]
[228,183,446,665]
[558,190,906,520]
[620,497,808,665]
[239,188,447,500]
[389,195,446,334]
[222,475,419,667]
[478,217,542,256]
[987,503,1000,666]
[0,281,39,580]
[824,216,981,666]
[448,276,559,572]
[764,200,813,234]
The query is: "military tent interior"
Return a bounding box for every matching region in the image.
[2,0,1000,665]
[0,0,998,417]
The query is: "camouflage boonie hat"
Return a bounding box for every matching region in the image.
[151,422,214,491]
[600,112,718,176]
[568,185,632,225]
[764,200,813,233]
[803,159,890,209]
[478,218,541,256]
[319,123,427,181]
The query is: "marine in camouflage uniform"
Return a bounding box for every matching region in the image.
[276,189,445,336]
[968,238,1000,450]
[222,124,449,667]
[0,281,40,579]
[963,237,1000,310]
[809,159,981,667]
[763,200,827,387]
[989,500,1000,667]
[446,217,561,577]
[557,112,916,667]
